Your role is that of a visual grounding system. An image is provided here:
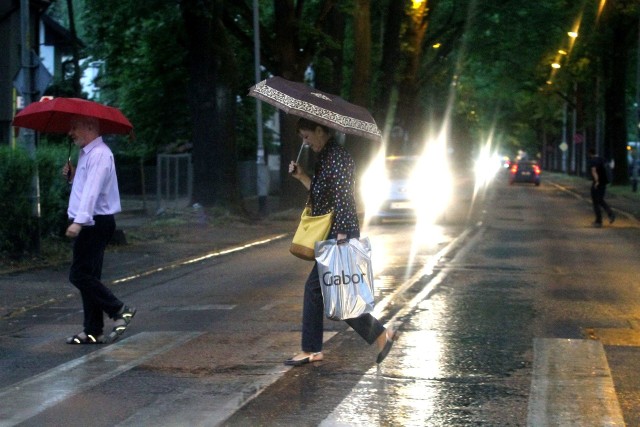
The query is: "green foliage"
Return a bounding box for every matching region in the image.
[81,1,191,151]
[36,145,73,238]
[451,0,584,156]
[0,145,69,257]
[46,0,636,174]
[0,147,34,255]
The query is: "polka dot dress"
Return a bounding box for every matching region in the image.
[310,139,360,239]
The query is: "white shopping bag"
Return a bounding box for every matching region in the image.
[315,237,375,320]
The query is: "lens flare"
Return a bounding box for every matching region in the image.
[360,126,454,281]
[360,146,388,225]
[404,130,453,279]
[412,136,452,227]
[471,134,502,214]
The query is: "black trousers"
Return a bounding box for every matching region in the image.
[590,184,613,223]
[302,263,385,353]
[69,215,123,336]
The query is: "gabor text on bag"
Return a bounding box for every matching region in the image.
[322,270,367,286]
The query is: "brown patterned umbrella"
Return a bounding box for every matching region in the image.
[248,76,381,141]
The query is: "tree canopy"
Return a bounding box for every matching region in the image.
[46,0,640,208]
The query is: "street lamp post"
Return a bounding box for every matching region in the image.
[561,101,568,173]
[571,82,577,174]
[19,0,41,253]
[253,0,269,215]
[634,14,640,191]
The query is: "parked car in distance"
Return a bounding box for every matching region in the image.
[510,160,541,186]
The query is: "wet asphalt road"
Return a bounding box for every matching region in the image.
[2,172,640,426]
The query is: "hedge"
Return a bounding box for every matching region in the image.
[0,144,69,257]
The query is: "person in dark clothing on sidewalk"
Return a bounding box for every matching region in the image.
[62,116,136,344]
[588,148,615,228]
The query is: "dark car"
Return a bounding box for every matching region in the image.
[510,160,541,186]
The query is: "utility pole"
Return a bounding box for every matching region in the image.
[633,15,640,192]
[254,0,269,217]
[561,101,568,173]
[20,0,41,253]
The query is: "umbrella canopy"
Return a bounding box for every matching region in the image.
[248,76,381,141]
[12,97,133,136]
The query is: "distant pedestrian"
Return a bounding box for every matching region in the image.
[62,115,136,344]
[588,148,615,228]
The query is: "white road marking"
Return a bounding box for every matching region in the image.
[527,338,625,426]
[111,234,289,285]
[0,331,202,427]
[114,365,288,427]
[158,304,236,311]
[114,332,338,427]
[260,301,285,310]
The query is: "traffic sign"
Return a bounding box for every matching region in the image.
[12,51,53,97]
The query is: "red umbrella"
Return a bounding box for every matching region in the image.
[12,97,133,136]
[248,76,381,141]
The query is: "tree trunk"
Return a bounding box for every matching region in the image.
[347,0,376,200]
[274,0,345,208]
[397,0,429,143]
[180,0,243,211]
[314,3,344,94]
[273,1,308,208]
[351,0,371,108]
[601,1,635,184]
[65,0,82,97]
[375,0,406,126]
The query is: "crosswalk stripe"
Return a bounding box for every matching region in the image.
[115,331,337,427]
[158,304,236,311]
[527,338,625,426]
[0,331,202,427]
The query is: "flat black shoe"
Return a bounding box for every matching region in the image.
[376,329,398,364]
[284,352,322,366]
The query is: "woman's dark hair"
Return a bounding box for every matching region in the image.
[296,117,332,134]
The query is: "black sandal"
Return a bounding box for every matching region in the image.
[66,333,104,345]
[106,305,137,343]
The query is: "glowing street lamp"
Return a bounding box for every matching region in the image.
[551,63,561,69]
[568,31,578,38]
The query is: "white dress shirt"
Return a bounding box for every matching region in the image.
[67,136,121,225]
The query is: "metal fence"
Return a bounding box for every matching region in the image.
[156,153,192,212]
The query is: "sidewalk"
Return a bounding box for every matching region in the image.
[544,172,640,221]
[0,195,299,320]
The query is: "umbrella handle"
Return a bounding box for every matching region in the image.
[291,143,307,174]
[67,141,73,183]
[295,143,307,164]
[66,157,72,183]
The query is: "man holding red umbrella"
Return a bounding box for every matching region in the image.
[63,115,136,345]
[13,97,136,345]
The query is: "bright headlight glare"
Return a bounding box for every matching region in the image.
[361,154,389,219]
